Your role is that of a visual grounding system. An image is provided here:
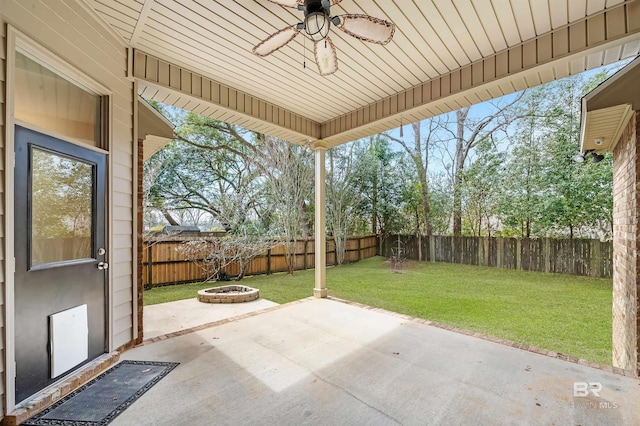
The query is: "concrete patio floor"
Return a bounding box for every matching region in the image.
[117,298,640,425]
[144,297,278,339]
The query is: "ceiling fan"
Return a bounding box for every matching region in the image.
[252,0,395,76]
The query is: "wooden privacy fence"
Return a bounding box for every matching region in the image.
[142,235,378,287]
[380,235,613,278]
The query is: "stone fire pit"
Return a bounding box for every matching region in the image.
[197,285,259,303]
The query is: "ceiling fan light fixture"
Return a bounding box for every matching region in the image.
[304,12,331,42]
[254,0,394,76]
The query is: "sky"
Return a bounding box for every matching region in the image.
[385,58,633,146]
[379,57,635,175]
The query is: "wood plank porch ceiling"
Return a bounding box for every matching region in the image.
[86,0,640,147]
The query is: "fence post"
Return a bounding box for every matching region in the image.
[429,235,435,262]
[451,237,456,263]
[303,239,308,270]
[516,238,522,270]
[544,238,551,273]
[357,237,362,261]
[147,243,153,287]
[591,239,601,277]
[267,248,272,275]
[497,238,503,268]
[483,237,489,266]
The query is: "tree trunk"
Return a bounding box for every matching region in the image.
[385,123,433,237]
[452,165,464,237]
[419,173,432,236]
[453,110,466,237]
[299,201,312,237]
[286,248,296,274]
[411,123,432,237]
[162,209,180,226]
[371,138,378,235]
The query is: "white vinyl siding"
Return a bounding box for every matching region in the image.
[1,2,136,408]
[0,21,7,419]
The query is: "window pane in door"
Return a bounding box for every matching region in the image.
[14,51,102,147]
[31,149,94,266]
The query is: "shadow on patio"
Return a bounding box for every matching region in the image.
[118,298,639,425]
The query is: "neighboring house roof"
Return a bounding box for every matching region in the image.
[137,97,174,160]
[580,55,640,153]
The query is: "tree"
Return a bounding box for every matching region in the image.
[385,120,438,238]
[31,150,93,263]
[446,95,525,237]
[177,234,279,282]
[497,71,613,239]
[259,136,314,274]
[461,138,505,236]
[145,112,264,232]
[537,73,612,239]
[145,105,316,274]
[498,86,550,237]
[352,136,408,237]
[327,142,365,265]
[426,173,453,235]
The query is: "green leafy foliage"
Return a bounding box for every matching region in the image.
[144,65,618,242]
[498,71,613,239]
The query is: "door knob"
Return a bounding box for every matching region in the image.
[98,262,109,270]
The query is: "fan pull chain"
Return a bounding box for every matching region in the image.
[303,36,306,69]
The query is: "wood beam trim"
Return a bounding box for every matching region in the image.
[132,50,321,139]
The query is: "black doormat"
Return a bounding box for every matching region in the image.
[23,360,179,426]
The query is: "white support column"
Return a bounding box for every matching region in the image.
[314,145,327,298]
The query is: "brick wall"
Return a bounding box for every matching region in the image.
[612,111,640,374]
[136,139,144,344]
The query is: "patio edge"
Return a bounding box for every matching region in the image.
[138,297,314,346]
[325,296,638,379]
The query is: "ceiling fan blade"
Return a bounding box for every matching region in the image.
[267,0,303,8]
[336,14,395,45]
[314,36,338,76]
[252,26,300,57]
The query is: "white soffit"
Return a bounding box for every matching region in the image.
[580,55,640,152]
[85,0,640,146]
[581,104,633,152]
[137,97,175,158]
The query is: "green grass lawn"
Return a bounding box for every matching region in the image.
[144,256,613,364]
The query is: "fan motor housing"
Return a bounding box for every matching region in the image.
[304,0,328,16]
